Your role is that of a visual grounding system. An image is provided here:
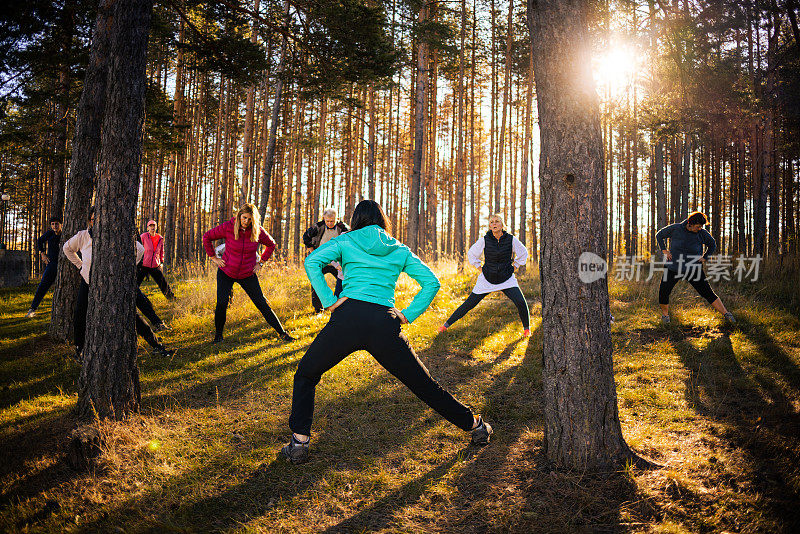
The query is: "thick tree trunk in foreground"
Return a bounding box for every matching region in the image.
[49,0,113,343]
[77,0,152,421]
[528,0,638,470]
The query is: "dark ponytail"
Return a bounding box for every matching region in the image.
[350,200,391,233]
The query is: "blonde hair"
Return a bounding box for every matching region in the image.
[233,203,261,242]
[488,213,505,229]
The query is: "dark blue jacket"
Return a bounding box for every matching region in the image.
[37,230,61,263]
[655,219,716,272]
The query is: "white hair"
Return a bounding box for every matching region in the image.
[322,208,337,218]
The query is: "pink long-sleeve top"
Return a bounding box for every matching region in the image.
[202,217,276,279]
[140,232,164,268]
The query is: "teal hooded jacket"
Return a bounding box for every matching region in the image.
[304,225,440,323]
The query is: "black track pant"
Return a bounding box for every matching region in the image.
[445,287,530,329]
[75,280,162,352]
[289,299,475,436]
[136,288,163,326]
[310,265,343,312]
[30,260,58,311]
[215,269,286,337]
[658,268,718,305]
[137,265,175,300]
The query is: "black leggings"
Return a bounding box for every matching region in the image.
[30,259,58,311]
[445,287,530,329]
[215,269,286,336]
[137,265,175,300]
[289,299,475,436]
[658,268,719,305]
[75,280,162,352]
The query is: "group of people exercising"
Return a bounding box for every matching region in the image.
[27,200,733,463]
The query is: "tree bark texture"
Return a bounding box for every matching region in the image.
[78,0,152,421]
[49,0,113,343]
[528,0,634,470]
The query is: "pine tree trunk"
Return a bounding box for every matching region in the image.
[77,0,152,421]
[520,50,533,265]
[528,0,637,470]
[408,2,428,253]
[49,0,113,343]
[239,0,260,207]
[163,19,185,266]
[260,0,290,220]
[49,1,74,222]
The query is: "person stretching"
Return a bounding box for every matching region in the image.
[63,208,175,360]
[655,210,735,324]
[26,217,62,317]
[202,203,294,343]
[302,208,349,313]
[439,214,530,336]
[281,199,492,465]
[137,219,175,300]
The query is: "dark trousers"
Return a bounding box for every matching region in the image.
[215,269,286,336]
[658,268,718,305]
[136,288,163,326]
[445,287,530,329]
[289,299,475,436]
[30,260,58,310]
[75,279,161,352]
[311,265,344,311]
[137,265,175,300]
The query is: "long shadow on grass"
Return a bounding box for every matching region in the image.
[75,303,528,531]
[670,321,800,531]
[0,410,78,513]
[436,322,654,533]
[320,448,477,533]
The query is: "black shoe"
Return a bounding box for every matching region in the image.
[153,345,176,357]
[152,322,170,333]
[280,332,296,342]
[281,435,310,464]
[212,333,224,344]
[471,416,493,446]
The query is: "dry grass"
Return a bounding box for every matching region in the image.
[1,260,799,533]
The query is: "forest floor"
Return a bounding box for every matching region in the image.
[1,261,799,533]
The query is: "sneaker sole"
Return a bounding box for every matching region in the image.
[281,445,309,465]
[471,423,493,446]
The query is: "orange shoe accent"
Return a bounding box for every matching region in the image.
[438,325,447,333]
[523,329,531,337]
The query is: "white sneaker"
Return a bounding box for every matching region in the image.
[25,309,36,318]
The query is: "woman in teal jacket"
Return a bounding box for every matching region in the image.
[281,200,493,464]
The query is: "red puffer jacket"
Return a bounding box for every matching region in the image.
[202,218,276,279]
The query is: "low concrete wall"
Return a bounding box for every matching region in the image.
[0,250,31,288]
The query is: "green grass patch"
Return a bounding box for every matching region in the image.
[1,264,799,532]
